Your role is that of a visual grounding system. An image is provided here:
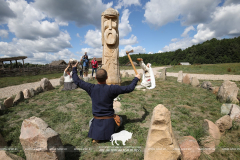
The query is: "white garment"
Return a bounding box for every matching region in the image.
[139,61,156,89]
[63,71,73,82]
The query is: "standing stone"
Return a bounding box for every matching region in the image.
[0,151,24,160]
[13,91,24,105]
[159,68,166,80]
[20,116,65,160]
[101,8,120,85]
[217,80,239,103]
[0,133,7,147]
[201,81,212,89]
[29,88,35,97]
[190,77,199,87]
[144,104,181,160]
[177,70,183,83]
[202,119,221,154]
[4,97,13,108]
[23,89,31,99]
[178,136,201,160]
[122,72,129,78]
[113,101,122,113]
[215,115,232,133]
[59,76,64,86]
[40,78,54,91]
[183,74,190,84]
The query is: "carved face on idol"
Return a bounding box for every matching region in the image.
[103,15,118,45]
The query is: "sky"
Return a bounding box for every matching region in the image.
[0,0,240,64]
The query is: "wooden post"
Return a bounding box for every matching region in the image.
[15,60,18,68]
[22,59,24,70]
[10,60,12,69]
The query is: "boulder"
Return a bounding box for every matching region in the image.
[122,72,129,78]
[23,89,31,99]
[144,104,181,160]
[0,101,6,110]
[0,133,7,147]
[228,104,240,120]
[83,77,90,82]
[0,151,24,160]
[215,115,232,133]
[234,113,240,123]
[221,104,236,115]
[217,80,239,103]
[227,96,239,104]
[20,116,65,160]
[190,77,199,87]
[89,75,94,80]
[13,91,24,105]
[113,101,122,113]
[183,74,190,84]
[201,81,212,89]
[34,86,43,95]
[202,119,221,154]
[4,97,13,108]
[159,68,166,80]
[29,88,35,97]
[59,76,64,86]
[40,78,54,91]
[177,70,183,83]
[178,136,201,160]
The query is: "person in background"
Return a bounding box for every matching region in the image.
[62,63,77,90]
[80,52,88,77]
[91,57,98,77]
[81,55,89,77]
[72,62,141,143]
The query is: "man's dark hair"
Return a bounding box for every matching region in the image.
[96,69,107,82]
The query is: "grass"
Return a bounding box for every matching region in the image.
[0,76,239,159]
[0,72,63,88]
[165,63,240,75]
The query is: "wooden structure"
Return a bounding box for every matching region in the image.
[49,60,67,66]
[0,56,27,69]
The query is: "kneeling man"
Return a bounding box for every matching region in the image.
[72,62,140,142]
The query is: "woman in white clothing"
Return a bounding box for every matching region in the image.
[62,63,78,91]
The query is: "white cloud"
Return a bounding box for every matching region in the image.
[144,0,221,27]
[8,0,60,40]
[148,52,152,54]
[84,29,102,48]
[192,4,240,44]
[119,45,146,57]
[0,0,16,24]
[0,30,8,38]
[119,9,132,38]
[76,33,80,38]
[79,47,103,59]
[163,37,193,52]
[158,50,163,53]
[33,0,113,28]
[171,38,178,42]
[115,0,141,9]
[120,34,138,45]
[181,26,195,37]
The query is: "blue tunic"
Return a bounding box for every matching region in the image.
[72,67,138,140]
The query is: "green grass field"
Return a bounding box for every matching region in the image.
[0,76,239,160]
[165,63,240,75]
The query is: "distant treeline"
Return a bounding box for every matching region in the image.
[119,36,240,65]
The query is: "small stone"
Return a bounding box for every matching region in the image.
[113,101,122,113]
[4,97,13,108]
[177,70,183,83]
[13,91,24,105]
[159,68,166,80]
[228,104,240,120]
[34,86,43,95]
[215,115,232,133]
[217,80,239,103]
[201,81,212,89]
[40,78,54,91]
[191,77,199,87]
[29,88,35,97]
[183,74,190,84]
[23,89,31,99]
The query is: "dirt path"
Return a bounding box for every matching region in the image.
[1,66,240,99]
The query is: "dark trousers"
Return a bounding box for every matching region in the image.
[92,68,97,76]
